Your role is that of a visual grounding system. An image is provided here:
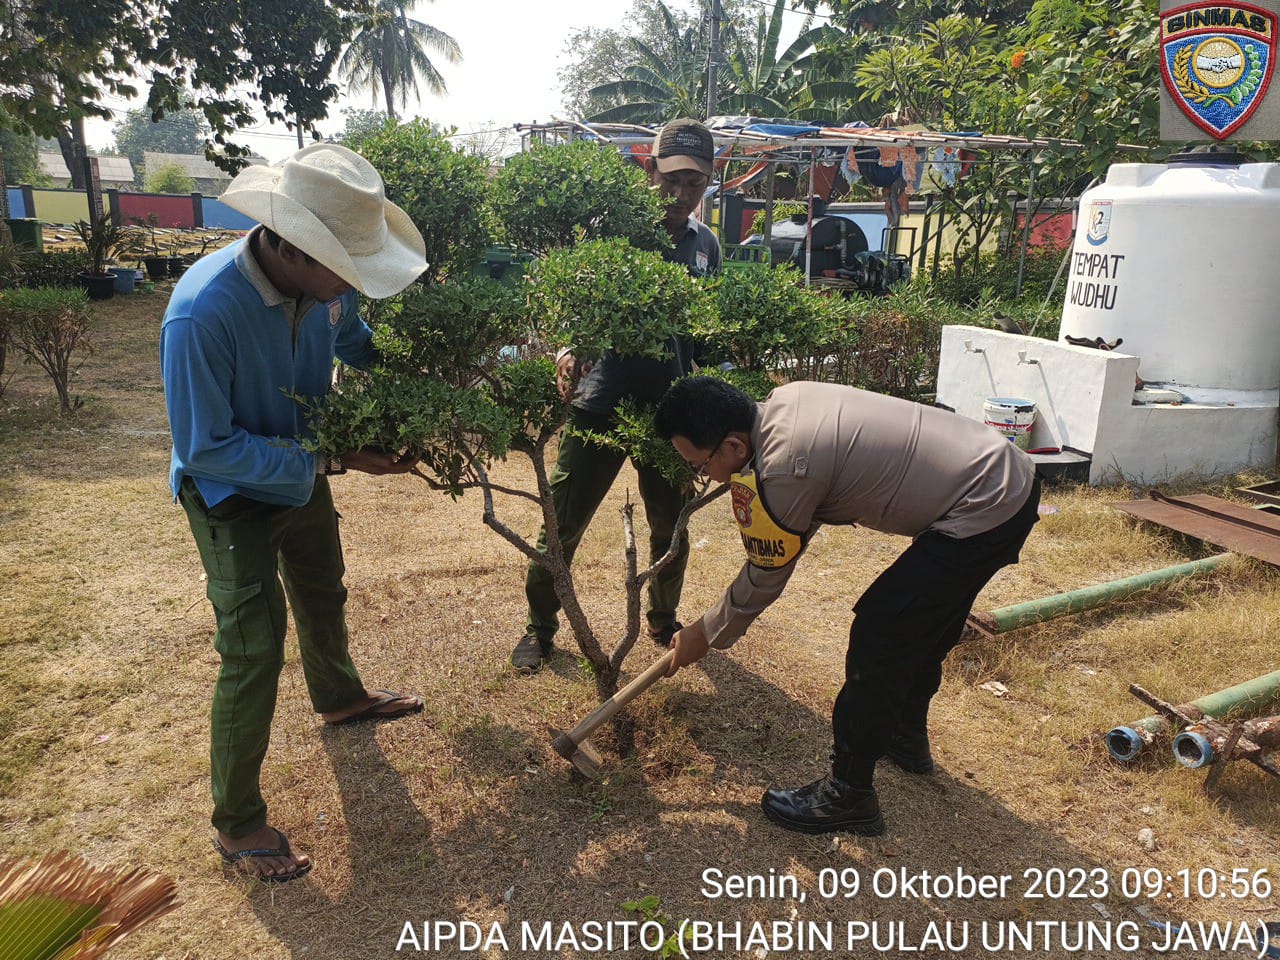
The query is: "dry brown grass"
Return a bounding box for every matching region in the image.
[1,294,1277,959]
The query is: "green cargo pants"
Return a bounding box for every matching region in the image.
[525,407,692,643]
[179,475,365,839]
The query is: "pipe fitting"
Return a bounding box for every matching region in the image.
[1173,730,1215,768]
[1106,726,1147,762]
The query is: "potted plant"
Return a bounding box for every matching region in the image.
[166,241,186,278]
[72,212,128,300]
[106,222,145,294]
[131,214,170,280]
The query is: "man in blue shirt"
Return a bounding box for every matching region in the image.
[161,143,428,883]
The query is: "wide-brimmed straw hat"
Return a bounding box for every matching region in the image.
[221,143,427,298]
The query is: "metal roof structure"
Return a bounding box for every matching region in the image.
[514,119,1111,155]
[39,152,135,183]
[512,119,1149,297]
[143,151,267,181]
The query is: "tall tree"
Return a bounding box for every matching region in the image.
[336,107,393,146]
[792,0,1035,32]
[560,0,750,120]
[112,105,209,186]
[584,3,709,124]
[0,124,46,186]
[0,0,374,185]
[337,0,461,121]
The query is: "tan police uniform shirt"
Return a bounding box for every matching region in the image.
[701,381,1036,649]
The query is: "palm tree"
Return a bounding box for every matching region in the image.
[585,0,859,125]
[338,0,461,121]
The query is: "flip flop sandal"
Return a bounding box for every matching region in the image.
[324,689,425,726]
[213,828,312,884]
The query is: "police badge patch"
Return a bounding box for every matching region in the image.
[730,480,755,526]
[1160,1,1277,139]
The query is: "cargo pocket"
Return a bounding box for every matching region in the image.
[206,579,278,664]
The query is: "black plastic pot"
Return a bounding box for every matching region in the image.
[77,272,116,301]
[144,256,168,280]
[167,256,186,277]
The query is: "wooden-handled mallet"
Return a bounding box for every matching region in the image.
[550,649,676,777]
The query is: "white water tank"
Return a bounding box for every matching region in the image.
[1060,156,1280,391]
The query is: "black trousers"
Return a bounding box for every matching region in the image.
[831,477,1042,786]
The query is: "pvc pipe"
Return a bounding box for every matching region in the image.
[1106,726,1147,762]
[1107,668,1280,762]
[1173,731,1215,768]
[985,554,1231,634]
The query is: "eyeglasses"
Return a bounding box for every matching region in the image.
[691,433,728,477]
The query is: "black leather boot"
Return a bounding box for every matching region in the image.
[884,729,935,774]
[760,770,884,836]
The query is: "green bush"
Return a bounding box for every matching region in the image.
[833,286,964,401]
[22,250,92,288]
[354,119,491,283]
[0,286,93,413]
[371,277,527,388]
[747,201,809,237]
[698,262,844,375]
[526,237,714,363]
[923,245,1068,306]
[143,160,196,195]
[485,141,667,256]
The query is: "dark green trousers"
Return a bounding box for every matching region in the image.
[180,476,365,838]
[525,407,692,642]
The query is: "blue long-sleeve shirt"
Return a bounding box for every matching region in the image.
[160,235,376,508]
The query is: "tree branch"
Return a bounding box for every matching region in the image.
[636,482,730,590]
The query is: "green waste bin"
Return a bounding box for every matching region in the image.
[468,246,534,285]
[5,218,43,253]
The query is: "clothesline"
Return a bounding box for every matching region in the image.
[515,119,1149,154]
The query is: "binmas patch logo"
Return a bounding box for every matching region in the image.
[730,481,755,527]
[1160,1,1278,139]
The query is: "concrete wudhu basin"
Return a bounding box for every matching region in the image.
[938,153,1280,485]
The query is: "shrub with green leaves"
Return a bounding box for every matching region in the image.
[371,277,527,388]
[22,250,92,289]
[748,201,809,236]
[485,141,668,256]
[0,286,93,414]
[527,237,714,363]
[697,261,844,375]
[833,286,963,401]
[355,120,491,283]
[143,160,195,195]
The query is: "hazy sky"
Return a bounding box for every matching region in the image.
[84,0,813,163]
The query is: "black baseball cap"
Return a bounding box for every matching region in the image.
[654,118,714,177]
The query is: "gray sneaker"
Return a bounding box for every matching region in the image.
[511,634,551,673]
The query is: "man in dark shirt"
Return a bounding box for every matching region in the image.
[512,118,722,672]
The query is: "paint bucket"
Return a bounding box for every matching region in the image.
[983,397,1036,450]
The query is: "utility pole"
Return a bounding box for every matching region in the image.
[705,0,722,120]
